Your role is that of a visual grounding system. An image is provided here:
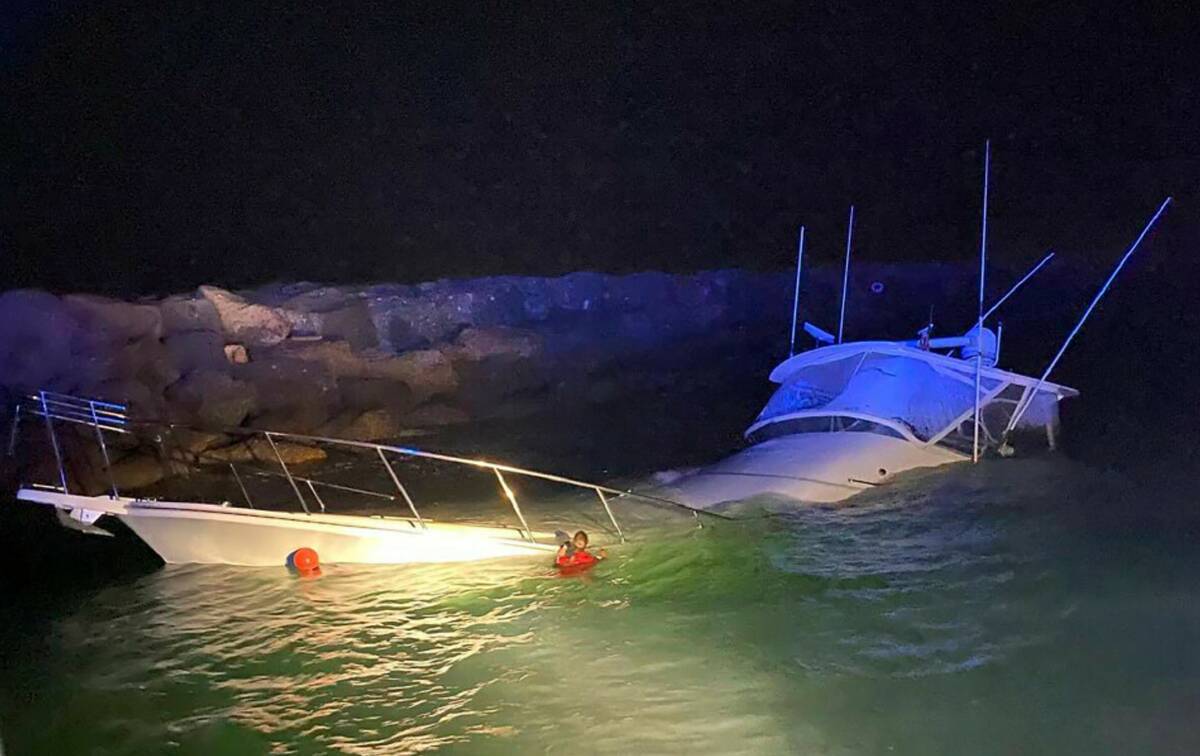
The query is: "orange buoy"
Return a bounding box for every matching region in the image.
[287,547,321,575]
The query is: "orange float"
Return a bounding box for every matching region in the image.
[287,547,321,575]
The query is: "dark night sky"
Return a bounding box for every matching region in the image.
[2,1,1196,294]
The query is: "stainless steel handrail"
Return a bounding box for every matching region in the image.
[239,467,398,504]
[243,427,722,520]
[26,391,129,433]
[12,390,729,547]
[14,392,132,496]
[151,420,724,523]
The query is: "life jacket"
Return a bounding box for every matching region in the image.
[556,549,598,570]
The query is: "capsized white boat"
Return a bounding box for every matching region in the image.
[6,392,715,568]
[655,336,1077,509]
[655,188,1172,511]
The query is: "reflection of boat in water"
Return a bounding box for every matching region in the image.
[7,392,714,568]
[660,186,1172,511]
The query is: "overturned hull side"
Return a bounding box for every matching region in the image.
[658,433,964,509]
[16,490,556,567]
[119,509,554,567]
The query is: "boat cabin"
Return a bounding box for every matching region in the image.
[745,341,1079,456]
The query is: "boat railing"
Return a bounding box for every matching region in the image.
[9,391,725,544]
[8,391,130,497]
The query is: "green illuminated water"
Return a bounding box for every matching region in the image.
[3,455,1198,754]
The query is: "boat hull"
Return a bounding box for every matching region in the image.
[656,433,964,509]
[16,490,556,567]
[121,508,553,567]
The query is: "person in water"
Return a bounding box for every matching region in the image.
[556,530,607,568]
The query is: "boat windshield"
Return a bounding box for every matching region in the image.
[746,415,906,444]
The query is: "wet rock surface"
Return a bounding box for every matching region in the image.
[201,438,327,466]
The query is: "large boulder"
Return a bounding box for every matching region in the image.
[338,377,415,412]
[450,327,542,362]
[91,378,162,419]
[73,448,187,495]
[380,316,431,353]
[234,355,339,433]
[278,341,457,403]
[315,301,379,349]
[166,429,229,459]
[368,349,458,403]
[272,340,364,376]
[247,407,333,435]
[454,357,549,410]
[464,279,528,326]
[275,310,323,338]
[116,338,182,394]
[163,331,228,375]
[366,294,461,350]
[449,328,550,409]
[550,271,608,312]
[58,336,178,399]
[366,280,530,351]
[610,271,675,312]
[0,290,80,391]
[198,286,292,346]
[405,403,470,427]
[280,285,352,313]
[243,354,334,394]
[322,408,408,442]
[202,437,327,466]
[108,452,171,492]
[63,294,163,345]
[166,370,257,428]
[159,295,222,334]
[267,288,379,348]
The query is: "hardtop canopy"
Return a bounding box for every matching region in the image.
[748,341,1079,452]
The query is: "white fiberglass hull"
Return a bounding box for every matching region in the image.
[657,433,964,510]
[17,490,556,567]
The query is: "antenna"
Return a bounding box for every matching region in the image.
[788,226,806,357]
[972,140,991,464]
[837,205,855,344]
[982,250,1056,322]
[1003,196,1172,441]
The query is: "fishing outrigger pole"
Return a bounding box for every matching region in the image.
[998,196,1173,456]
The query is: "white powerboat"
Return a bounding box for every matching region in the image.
[658,186,1172,511]
[7,392,712,567]
[658,337,1076,509]
[16,488,559,565]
